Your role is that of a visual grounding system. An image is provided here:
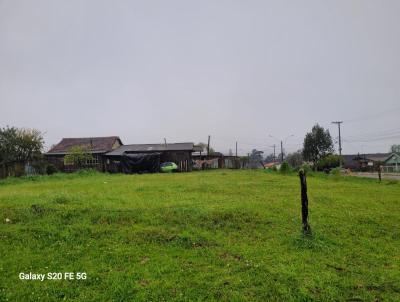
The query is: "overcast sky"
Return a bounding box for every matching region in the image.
[1,0,399,155]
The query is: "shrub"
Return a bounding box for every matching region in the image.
[330,167,341,181]
[46,164,58,175]
[300,164,313,175]
[316,154,342,171]
[280,162,291,174]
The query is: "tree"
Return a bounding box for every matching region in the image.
[264,153,275,163]
[390,144,400,154]
[196,142,215,155]
[64,146,93,168]
[249,149,264,169]
[302,124,333,168]
[0,126,44,175]
[286,150,303,168]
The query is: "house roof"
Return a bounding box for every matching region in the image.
[385,153,400,163]
[106,142,195,156]
[343,153,391,166]
[47,136,122,154]
[356,153,390,162]
[264,162,280,168]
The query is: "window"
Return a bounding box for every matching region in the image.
[86,155,99,165]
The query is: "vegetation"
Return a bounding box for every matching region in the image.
[1,170,399,301]
[316,154,343,171]
[249,149,264,169]
[0,126,44,176]
[196,142,215,155]
[303,124,334,169]
[64,146,94,168]
[279,161,291,173]
[286,150,303,168]
[390,144,400,154]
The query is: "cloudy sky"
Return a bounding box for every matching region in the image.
[1,0,399,155]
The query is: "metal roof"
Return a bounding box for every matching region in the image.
[106,142,195,156]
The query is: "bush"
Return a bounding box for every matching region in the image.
[280,162,291,174]
[46,164,58,175]
[316,154,342,171]
[300,163,313,175]
[330,167,341,181]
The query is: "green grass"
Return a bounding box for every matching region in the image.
[0,170,399,301]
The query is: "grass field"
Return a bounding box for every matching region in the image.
[0,170,399,301]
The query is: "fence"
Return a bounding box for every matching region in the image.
[382,165,400,173]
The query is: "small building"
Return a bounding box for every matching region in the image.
[45,136,123,172]
[105,143,196,173]
[192,152,241,169]
[384,153,400,172]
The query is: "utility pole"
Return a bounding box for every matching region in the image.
[164,138,167,147]
[270,145,276,161]
[235,141,238,157]
[207,135,210,158]
[269,134,293,163]
[332,121,343,166]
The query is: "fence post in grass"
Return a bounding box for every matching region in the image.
[299,169,311,234]
[378,165,382,182]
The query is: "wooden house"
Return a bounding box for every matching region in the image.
[45,136,122,172]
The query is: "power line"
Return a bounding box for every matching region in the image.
[343,105,400,123]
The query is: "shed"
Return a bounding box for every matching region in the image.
[106,143,195,172]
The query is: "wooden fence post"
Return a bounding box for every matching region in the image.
[299,169,311,234]
[378,165,382,182]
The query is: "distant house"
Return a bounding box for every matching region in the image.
[264,162,280,169]
[45,136,123,172]
[343,153,390,171]
[384,153,400,172]
[106,142,196,173]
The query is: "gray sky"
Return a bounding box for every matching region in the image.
[1,0,399,155]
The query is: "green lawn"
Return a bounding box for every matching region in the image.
[0,170,399,301]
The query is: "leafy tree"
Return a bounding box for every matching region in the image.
[286,150,303,168]
[390,144,400,154]
[64,146,93,168]
[264,153,276,163]
[249,149,264,168]
[0,126,44,175]
[302,124,333,168]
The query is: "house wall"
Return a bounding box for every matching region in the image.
[45,154,107,172]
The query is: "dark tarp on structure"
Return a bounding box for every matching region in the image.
[119,153,161,174]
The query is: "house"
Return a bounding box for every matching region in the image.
[343,153,390,171]
[383,153,400,172]
[264,162,280,169]
[45,136,123,172]
[105,142,196,173]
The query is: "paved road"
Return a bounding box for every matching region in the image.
[353,172,400,181]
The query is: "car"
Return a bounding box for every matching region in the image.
[160,162,178,172]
